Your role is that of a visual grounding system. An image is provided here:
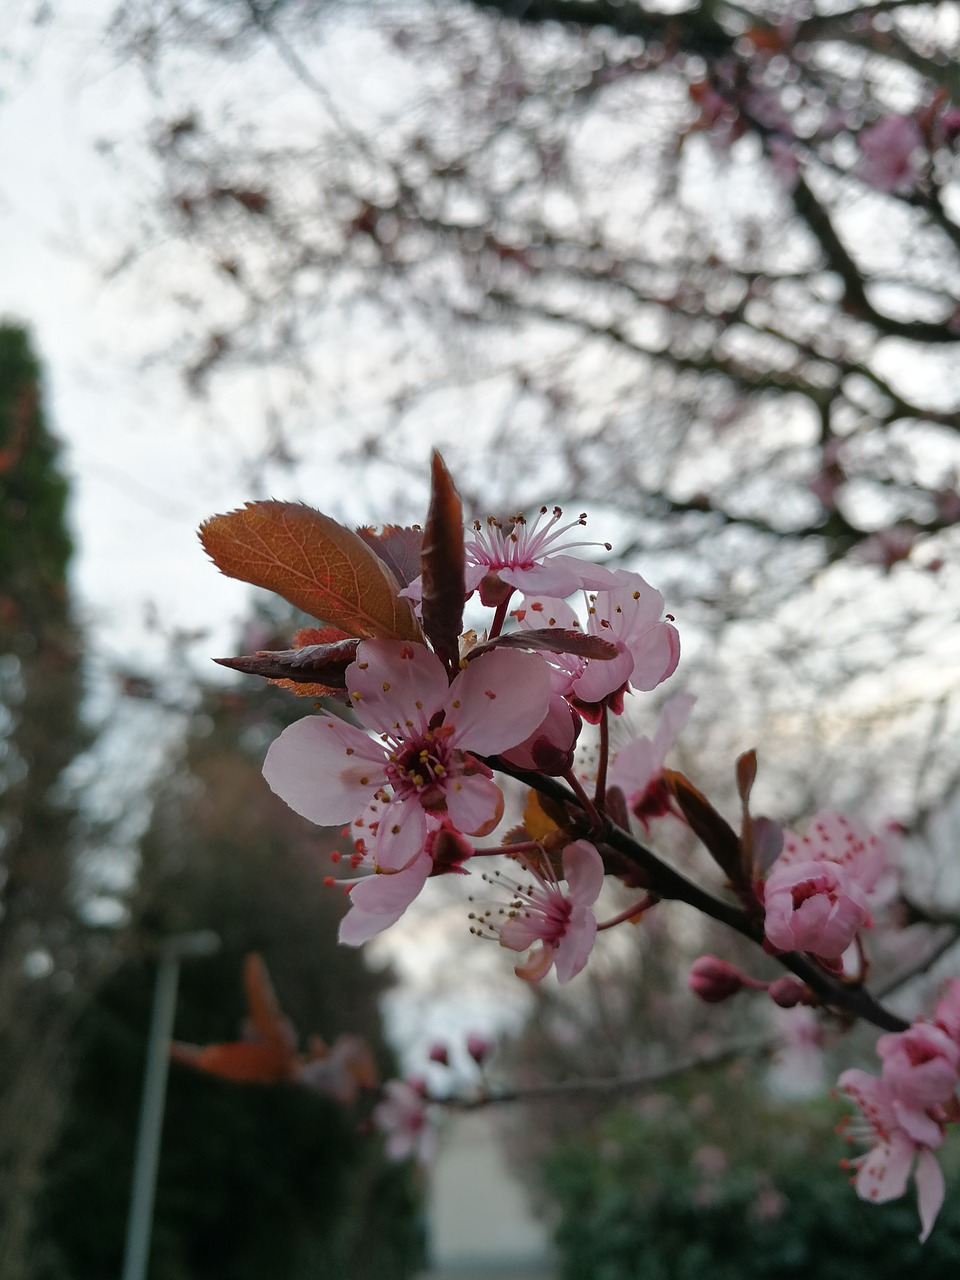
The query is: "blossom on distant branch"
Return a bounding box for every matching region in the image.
[373,1079,436,1164]
[857,115,925,194]
[609,693,696,829]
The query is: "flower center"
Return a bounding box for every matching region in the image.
[387,733,455,810]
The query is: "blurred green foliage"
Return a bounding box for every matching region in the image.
[36,658,426,1280]
[542,1074,960,1279]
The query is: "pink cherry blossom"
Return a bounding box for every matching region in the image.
[609,693,696,828]
[512,571,680,721]
[762,812,887,963]
[483,839,605,983]
[876,1023,960,1137]
[857,115,925,195]
[838,1068,946,1242]
[263,639,551,872]
[373,1079,436,1164]
[401,505,617,609]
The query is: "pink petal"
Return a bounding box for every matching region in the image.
[628,621,681,691]
[856,1135,911,1205]
[514,596,580,631]
[446,648,551,756]
[444,770,503,836]
[263,716,385,825]
[499,913,546,953]
[553,905,597,983]
[337,853,431,946]
[348,639,448,735]
[652,692,697,759]
[892,1102,944,1151]
[915,1149,945,1243]
[609,736,658,798]
[500,555,617,597]
[373,797,429,869]
[514,942,556,982]
[571,641,633,703]
[562,840,605,906]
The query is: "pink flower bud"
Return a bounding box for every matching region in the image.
[768,977,805,1008]
[688,955,745,1003]
[428,1042,449,1067]
[466,1032,493,1065]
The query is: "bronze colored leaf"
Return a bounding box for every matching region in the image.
[199,501,422,642]
[419,452,465,669]
[356,524,423,589]
[736,750,757,809]
[214,638,360,689]
[664,768,745,889]
[469,628,618,661]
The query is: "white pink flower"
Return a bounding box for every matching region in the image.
[762,812,887,963]
[838,1068,946,1242]
[512,570,680,720]
[373,1079,436,1164]
[402,505,617,609]
[263,639,551,871]
[880,1018,960,1121]
[609,693,696,828]
[484,839,605,983]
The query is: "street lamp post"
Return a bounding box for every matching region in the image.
[120,930,220,1280]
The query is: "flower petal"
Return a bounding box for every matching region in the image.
[263,716,384,825]
[338,853,432,946]
[856,1135,912,1205]
[553,905,597,983]
[444,770,503,836]
[447,648,551,756]
[562,840,605,905]
[348,639,449,735]
[915,1149,945,1243]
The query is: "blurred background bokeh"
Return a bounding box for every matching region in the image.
[2,1,960,1276]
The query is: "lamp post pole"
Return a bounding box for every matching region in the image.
[120,930,220,1280]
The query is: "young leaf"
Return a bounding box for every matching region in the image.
[468,628,618,661]
[356,525,423,589]
[199,501,422,642]
[419,452,465,669]
[664,769,747,892]
[214,638,360,689]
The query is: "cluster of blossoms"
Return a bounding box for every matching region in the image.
[200,453,958,1238]
[839,980,960,1242]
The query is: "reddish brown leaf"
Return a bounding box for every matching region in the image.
[199,501,422,642]
[214,638,360,689]
[469,628,618,661]
[664,769,745,888]
[243,953,296,1054]
[419,452,465,668]
[356,525,423,589]
[736,750,757,809]
[170,1040,294,1084]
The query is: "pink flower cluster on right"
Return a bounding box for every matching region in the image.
[839,979,960,1242]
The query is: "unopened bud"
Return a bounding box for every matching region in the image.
[466,1032,493,1065]
[768,977,805,1008]
[428,1042,449,1067]
[688,955,745,1004]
